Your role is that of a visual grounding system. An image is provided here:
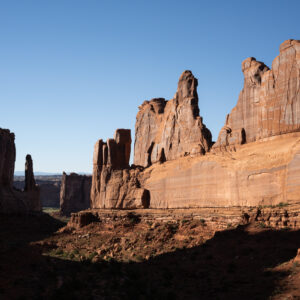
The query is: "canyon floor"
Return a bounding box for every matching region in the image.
[1,207,300,300]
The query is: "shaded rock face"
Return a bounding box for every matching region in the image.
[134,71,212,167]
[24,154,41,211]
[0,129,26,213]
[14,178,61,208]
[25,154,37,191]
[0,129,41,213]
[214,39,300,148]
[60,172,92,216]
[0,129,15,188]
[90,129,150,209]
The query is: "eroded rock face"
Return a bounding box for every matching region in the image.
[90,129,150,209]
[60,172,92,216]
[144,133,300,208]
[134,70,212,167]
[214,39,300,148]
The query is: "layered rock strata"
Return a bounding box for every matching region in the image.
[134,70,212,167]
[214,39,300,148]
[60,172,92,216]
[143,132,300,208]
[90,129,150,209]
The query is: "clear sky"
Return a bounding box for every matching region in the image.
[1,0,300,173]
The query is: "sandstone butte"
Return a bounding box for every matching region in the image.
[0,129,41,213]
[90,39,300,209]
[60,172,92,216]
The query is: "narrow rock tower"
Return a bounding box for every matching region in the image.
[24,154,41,211]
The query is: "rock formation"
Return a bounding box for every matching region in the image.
[0,129,41,213]
[214,39,300,148]
[0,128,24,213]
[60,172,92,216]
[143,132,300,208]
[24,154,41,211]
[0,129,16,189]
[88,40,300,210]
[134,70,212,167]
[90,129,150,209]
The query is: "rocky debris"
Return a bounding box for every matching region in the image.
[134,70,212,167]
[214,39,300,149]
[68,207,248,229]
[90,129,150,209]
[60,172,92,216]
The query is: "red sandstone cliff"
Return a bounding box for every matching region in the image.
[134,71,212,167]
[214,39,300,148]
[89,39,300,209]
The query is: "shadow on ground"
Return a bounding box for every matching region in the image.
[0,214,299,300]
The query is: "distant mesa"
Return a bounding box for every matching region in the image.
[60,172,92,216]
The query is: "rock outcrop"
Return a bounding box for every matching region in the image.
[0,128,24,213]
[60,172,92,216]
[90,129,150,209]
[0,129,16,189]
[214,39,300,148]
[134,71,212,167]
[143,132,300,208]
[24,154,41,211]
[0,129,41,213]
[90,39,300,210]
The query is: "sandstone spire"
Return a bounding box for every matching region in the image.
[24,154,41,211]
[25,154,36,191]
[134,70,212,167]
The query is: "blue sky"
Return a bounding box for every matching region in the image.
[1,0,300,173]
